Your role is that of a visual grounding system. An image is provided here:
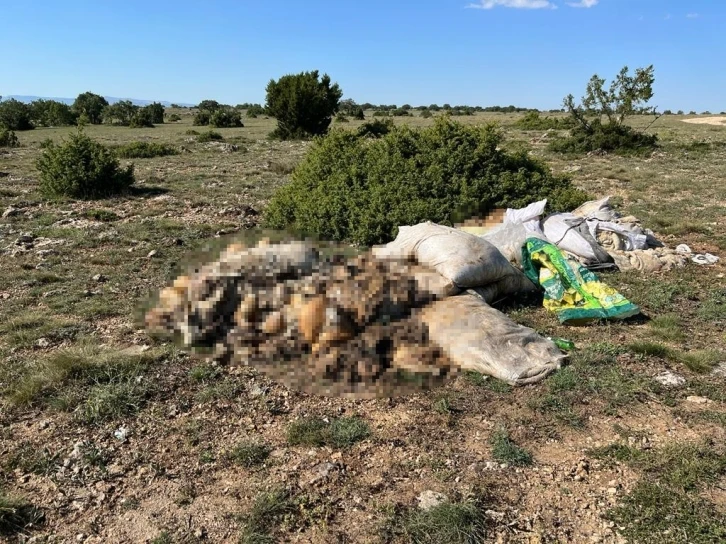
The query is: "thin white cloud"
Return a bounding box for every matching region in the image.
[467,0,556,9]
[686,13,699,18]
[664,13,672,20]
[567,0,598,7]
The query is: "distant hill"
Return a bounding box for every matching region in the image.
[1,95,195,107]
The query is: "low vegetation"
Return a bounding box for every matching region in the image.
[36,129,135,198]
[265,116,588,245]
[0,128,19,148]
[114,141,179,159]
[286,416,370,448]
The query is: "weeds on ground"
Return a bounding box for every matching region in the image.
[403,500,488,544]
[229,441,271,468]
[239,488,295,544]
[114,141,179,159]
[463,371,513,393]
[628,342,720,374]
[0,489,44,536]
[286,416,369,448]
[599,441,726,543]
[490,428,533,466]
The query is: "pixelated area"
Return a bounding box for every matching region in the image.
[145,238,460,398]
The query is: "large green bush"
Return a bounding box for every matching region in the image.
[0,128,20,148]
[548,120,658,156]
[30,99,77,127]
[515,111,571,130]
[72,92,108,125]
[0,99,34,131]
[145,102,165,124]
[114,141,178,158]
[209,109,243,128]
[265,117,588,246]
[36,129,134,199]
[265,70,343,139]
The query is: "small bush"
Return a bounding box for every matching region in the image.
[36,129,134,199]
[246,104,266,117]
[287,416,369,448]
[548,120,658,156]
[420,109,433,119]
[115,141,179,159]
[185,129,200,135]
[335,113,349,123]
[128,109,154,128]
[391,108,410,117]
[209,109,243,128]
[0,99,34,131]
[266,117,588,246]
[81,209,119,222]
[0,489,44,536]
[372,110,390,117]
[0,128,19,148]
[515,111,571,130]
[193,111,211,126]
[352,107,365,120]
[196,130,224,143]
[404,500,487,544]
[167,113,181,122]
[356,118,395,138]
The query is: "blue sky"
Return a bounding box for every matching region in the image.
[1,0,723,111]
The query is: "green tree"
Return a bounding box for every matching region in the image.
[144,102,165,124]
[265,70,343,139]
[197,100,222,112]
[72,92,109,125]
[0,99,34,130]
[30,100,77,127]
[103,100,138,125]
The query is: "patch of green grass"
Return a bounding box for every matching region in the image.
[150,531,173,544]
[286,416,369,448]
[628,341,672,359]
[229,441,271,468]
[2,442,60,475]
[6,343,167,417]
[0,490,44,536]
[528,393,585,428]
[81,209,120,222]
[433,396,453,414]
[188,364,222,383]
[602,440,726,543]
[0,312,82,349]
[239,488,295,544]
[489,428,533,467]
[403,500,488,544]
[586,442,643,465]
[675,350,721,374]
[80,379,148,424]
[196,130,224,143]
[698,288,726,321]
[609,482,726,544]
[463,371,512,393]
[570,342,622,366]
[649,314,686,342]
[195,379,241,403]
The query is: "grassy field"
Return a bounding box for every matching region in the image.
[0,111,724,543]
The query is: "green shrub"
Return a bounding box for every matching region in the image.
[372,110,390,117]
[36,129,134,199]
[265,117,588,246]
[128,109,154,128]
[335,113,349,123]
[356,119,394,138]
[420,109,433,119]
[193,111,211,126]
[72,92,108,125]
[548,120,658,156]
[0,128,19,148]
[0,99,33,131]
[266,70,343,139]
[196,130,224,142]
[103,100,137,126]
[391,108,410,117]
[246,104,266,117]
[114,141,179,159]
[144,102,165,124]
[515,111,570,130]
[185,129,200,135]
[352,107,365,120]
[167,113,182,122]
[30,99,77,127]
[209,109,243,128]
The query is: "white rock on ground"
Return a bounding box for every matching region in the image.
[417,490,448,511]
[654,371,686,388]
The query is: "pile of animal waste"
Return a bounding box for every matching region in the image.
[145,240,460,398]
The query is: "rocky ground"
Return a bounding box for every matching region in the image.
[0,113,724,543]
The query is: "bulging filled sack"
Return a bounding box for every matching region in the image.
[372,223,536,300]
[417,293,566,385]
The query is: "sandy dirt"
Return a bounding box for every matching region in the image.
[681,116,726,126]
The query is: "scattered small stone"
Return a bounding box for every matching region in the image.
[654,370,686,388]
[35,337,51,349]
[712,362,726,378]
[607,487,618,496]
[417,490,448,511]
[2,206,19,218]
[147,250,158,258]
[309,462,337,484]
[114,426,129,441]
[36,249,57,258]
[686,395,713,405]
[76,534,86,542]
[92,273,107,283]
